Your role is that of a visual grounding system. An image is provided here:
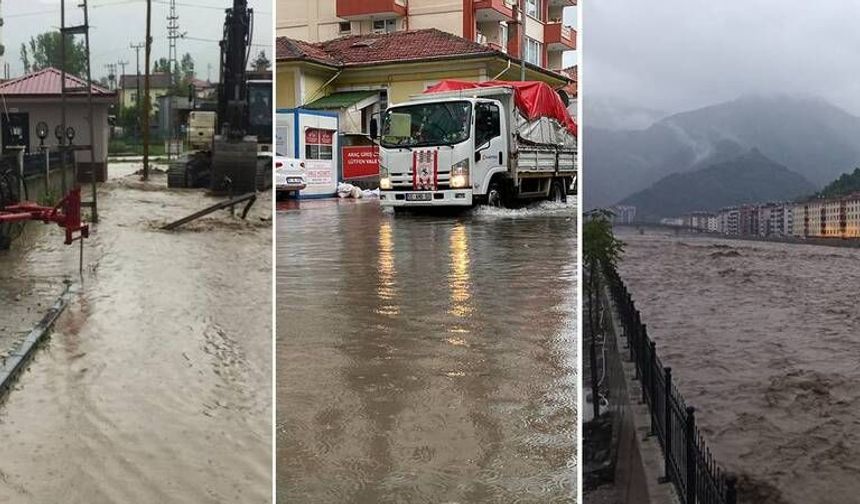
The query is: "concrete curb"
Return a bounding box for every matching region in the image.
[600,277,680,504]
[0,283,72,399]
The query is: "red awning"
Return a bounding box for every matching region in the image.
[424,80,577,136]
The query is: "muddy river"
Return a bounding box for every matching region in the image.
[616,228,860,504]
[277,199,577,503]
[0,163,272,503]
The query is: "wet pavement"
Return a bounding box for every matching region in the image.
[0,163,272,503]
[616,228,860,504]
[277,198,578,503]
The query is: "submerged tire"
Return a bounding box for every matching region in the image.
[486,179,508,208]
[549,179,567,203]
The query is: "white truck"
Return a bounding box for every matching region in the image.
[377,84,576,208]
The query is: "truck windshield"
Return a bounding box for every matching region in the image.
[380,101,471,148]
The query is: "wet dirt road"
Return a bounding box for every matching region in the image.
[277,198,578,503]
[0,163,272,503]
[616,229,860,504]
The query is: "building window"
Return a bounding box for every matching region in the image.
[499,23,508,49]
[526,0,541,20]
[524,37,542,65]
[338,22,351,34]
[372,19,397,34]
[305,128,334,160]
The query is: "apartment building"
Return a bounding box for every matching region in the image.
[684,211,714,232]
[754,203,792,237]
[718,207,740,235]
[611,205,636,224]
[277,0,576,76]
[791,194,860,239]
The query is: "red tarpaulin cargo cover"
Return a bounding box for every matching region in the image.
[424,80,577,137]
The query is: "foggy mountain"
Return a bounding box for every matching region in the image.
[618,148,816,221]
[585,96,668,130]
[585,95,860,209]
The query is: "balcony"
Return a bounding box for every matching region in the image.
[473,0,516,22]
[545,22,576,51]
[336,0,407,20]
[548,0,577,6]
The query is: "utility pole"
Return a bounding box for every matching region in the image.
[130,42,144,139]
[142,0,152,181]
[104,63,116,90]
[520,0,526,81]
[167,0,183,162]
[117,59,129,88]
[167,0,180,84]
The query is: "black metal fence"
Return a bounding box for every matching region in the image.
[602,263,738,504]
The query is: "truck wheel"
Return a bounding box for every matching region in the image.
[487,180,507,208]
[549,179,567,203]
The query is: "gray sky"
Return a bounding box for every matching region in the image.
[3,0,272,83]
[585,0,860,116]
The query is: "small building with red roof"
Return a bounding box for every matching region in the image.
[0,67,115,180]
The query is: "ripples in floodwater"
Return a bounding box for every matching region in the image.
[617,228,860,504]
[277,199,577,503]
[0,164,272,503]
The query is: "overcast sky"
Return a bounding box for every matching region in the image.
[3,0,272,83]
[585,1,860,117]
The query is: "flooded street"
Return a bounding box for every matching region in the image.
[277,199,577,503]
[616,229,860,504]
[0,163,272,503]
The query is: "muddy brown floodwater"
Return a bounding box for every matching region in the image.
[277,199,578,503]
[616,228,860,504]
[0,163,272,503]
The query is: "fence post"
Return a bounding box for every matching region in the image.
[685,406,697,504]
[640,325,649,403]
[660,367,672,484]
[648,340,657,434]
[632,311,641,376]
[726,474,738,504]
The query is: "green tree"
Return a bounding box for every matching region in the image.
[179,53,195,89]
[20,32,88,76]
[583,209,624,420]
[153,57,171,74]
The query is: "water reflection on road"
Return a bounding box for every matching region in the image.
[277,198,578,503]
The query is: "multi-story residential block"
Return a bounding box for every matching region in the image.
[792,194,860,239]
[684,211,713,231]
[718,206,740,235]
[277,0,576,76]
[738,205,759,236]
[707,214,719,233]
[611,205,636,224]
[756,202,791,237]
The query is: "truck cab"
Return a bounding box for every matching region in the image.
[378,85,576,209]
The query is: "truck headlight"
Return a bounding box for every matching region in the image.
[379,166,391,190]
[450,159,469,189]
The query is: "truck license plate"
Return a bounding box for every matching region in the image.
[406,193,432,201]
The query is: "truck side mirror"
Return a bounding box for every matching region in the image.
[369,118,378,140]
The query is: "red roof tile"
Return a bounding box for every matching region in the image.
[0,67,112,96]
[277,29,498,67]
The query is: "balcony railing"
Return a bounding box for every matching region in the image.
[545,22,576,51]
[473,0,516,22]
[336,0,407,20]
